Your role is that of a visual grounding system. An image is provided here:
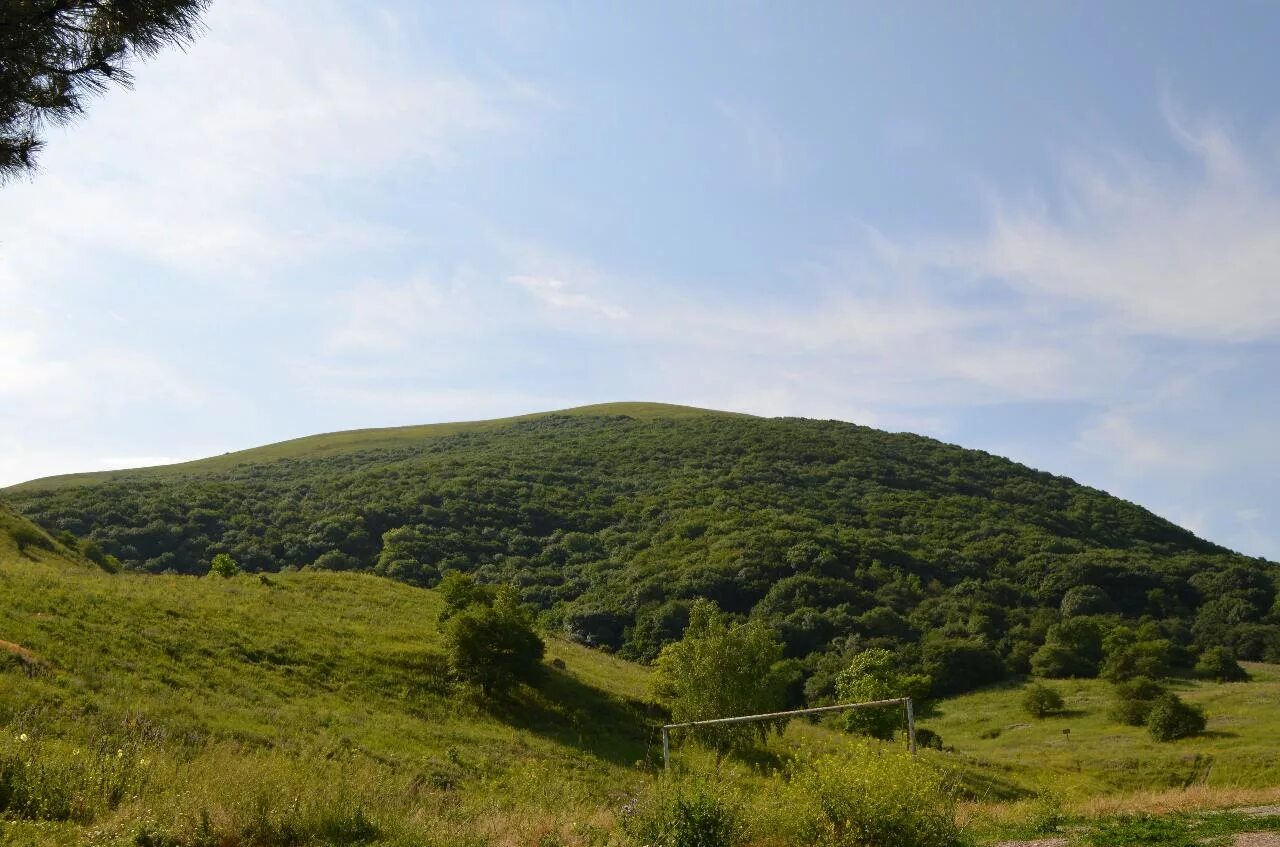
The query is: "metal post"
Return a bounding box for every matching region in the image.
[662,726,670,772]
[906,697,916,756]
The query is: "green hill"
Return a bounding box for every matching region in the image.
[5,403,1279,697]
[4,532,1280,846]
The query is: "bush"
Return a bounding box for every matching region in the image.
[1021,683,1064,718]
[442,585,544,696]
[1108,677,1166,726]
[1194,647,1249,682]
[914,727,944,750]
[1146,693,1206,742]
[620,780,743,847]
[208,553,239,578]
[776,744,964,847]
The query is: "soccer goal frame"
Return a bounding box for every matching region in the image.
[661,696,915,771]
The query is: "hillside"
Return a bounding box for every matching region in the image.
[4,528,1280,846]
[0,532,658,845]
[5,403,1279,696]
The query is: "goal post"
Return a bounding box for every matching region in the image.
[661,696,916,771]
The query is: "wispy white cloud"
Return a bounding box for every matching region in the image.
[0,0,538,277]
[508,275,629,320]
[925,110,1280,342]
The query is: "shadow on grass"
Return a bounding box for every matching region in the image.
[487,665,665,767]
[1198,730,1238,739]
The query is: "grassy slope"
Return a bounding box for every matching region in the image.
[0,527,658,845]
[6,402,741,492]
[929,668,1280,799]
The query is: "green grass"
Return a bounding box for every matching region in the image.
[6,402,743,491]
[0,531,659,845]
[927,670,1280,799]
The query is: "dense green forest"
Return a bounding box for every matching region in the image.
[6,404,1279,697]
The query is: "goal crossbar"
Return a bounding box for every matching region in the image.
[661,696,916,770]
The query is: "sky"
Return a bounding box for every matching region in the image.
[2,1,1279,560]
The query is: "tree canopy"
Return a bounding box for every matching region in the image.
[1,0,209,181]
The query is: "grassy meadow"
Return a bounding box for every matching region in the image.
[4,514,1280,846]
[927,666,1280,798]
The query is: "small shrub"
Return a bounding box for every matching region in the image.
[1146,693,1206,742]
[775,743,964,847]
[1021,683,1064,718]
[208,553,239,578]
[1194,647,1249,682]
[621,780,743,847]
[914,727,944,750]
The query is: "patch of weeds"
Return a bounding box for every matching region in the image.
[1083,814,1196,847]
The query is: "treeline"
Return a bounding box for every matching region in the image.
[9,413,1280,696]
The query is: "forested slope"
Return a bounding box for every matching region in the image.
[6,403,1279,693]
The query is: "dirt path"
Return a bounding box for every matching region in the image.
[1232,834,1280,847]
[994,833,1280,847]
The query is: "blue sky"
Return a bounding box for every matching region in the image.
[2,1,1278,559]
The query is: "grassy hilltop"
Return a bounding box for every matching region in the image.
[6,403,738,491]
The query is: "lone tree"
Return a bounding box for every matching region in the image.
[1021,682,1065,719]
[441,579,544,697]
[1,0,210,181]
[652,599,789,761]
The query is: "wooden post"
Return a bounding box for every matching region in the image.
[662,726,670,772]
[906,697,916,756]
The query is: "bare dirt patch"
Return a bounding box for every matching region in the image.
[993,839,1068,847]
[1233,833,1280,847]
